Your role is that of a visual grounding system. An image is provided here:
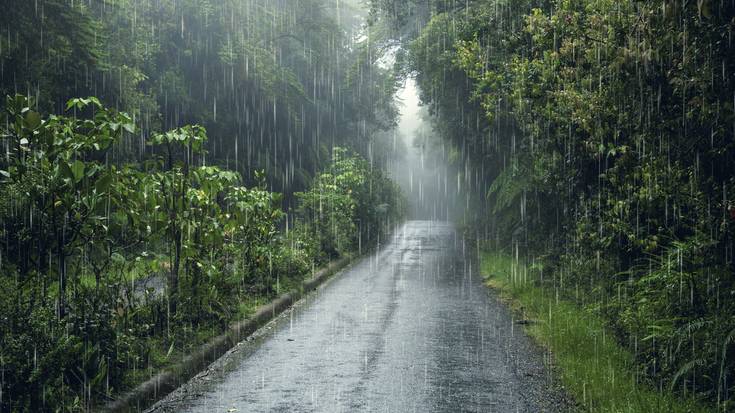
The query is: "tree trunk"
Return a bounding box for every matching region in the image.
[170,227,181,316]
[58,237,66,319]
[54,209,67,319]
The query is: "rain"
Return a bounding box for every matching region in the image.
[0,0,733,412]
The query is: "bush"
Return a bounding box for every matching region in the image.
[295,147,405,260]
[0,97,405,411]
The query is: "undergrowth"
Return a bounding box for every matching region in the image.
[480,250,713,413]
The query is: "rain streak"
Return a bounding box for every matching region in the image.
[0,1,733,412]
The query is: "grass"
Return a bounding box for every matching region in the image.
[119,268,312,393]
[480,250,713,413]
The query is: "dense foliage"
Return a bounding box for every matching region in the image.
[0,1,411,411]
[0,0,399,197]
[297,147,405,259]
[0,97,403,411]
[372,0,735,409]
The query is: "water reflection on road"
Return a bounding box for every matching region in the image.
[151,221,562,413]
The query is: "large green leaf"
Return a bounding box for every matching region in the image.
[24,111,41,130]
[59,161,75,181]
[95,173,113,193]
[71,160,85,183]
[122,120,135,134]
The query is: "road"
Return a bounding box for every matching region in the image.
[149,221,568,413]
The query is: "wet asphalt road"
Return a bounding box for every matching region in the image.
[149,221,567,413]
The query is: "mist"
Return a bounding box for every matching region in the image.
[389,77,467,221]
[2,0,734,412]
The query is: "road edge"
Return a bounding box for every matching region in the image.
[101,256,353,413]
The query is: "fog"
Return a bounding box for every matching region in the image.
[389,77,466,221]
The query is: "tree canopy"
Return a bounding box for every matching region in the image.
[371,0,735,409]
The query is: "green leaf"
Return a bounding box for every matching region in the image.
[71,160,85,183]
[66,98,87,111]
[95,173,113,193]
[24,111,41,129]
[59,161,74,181]
[0,170,9,178]
[88,96,102,108]
[111,252,125,264]
[164,342,175,361]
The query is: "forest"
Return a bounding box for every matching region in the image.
[2,0,735,411]
[0,0,405,410]
[369,0,735,410]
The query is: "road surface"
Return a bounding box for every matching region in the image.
[149,221,568,412]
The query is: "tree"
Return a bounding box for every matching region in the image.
[0,95,134,317]
[148,125,206,315]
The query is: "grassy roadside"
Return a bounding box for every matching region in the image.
[104,256,355,412]
[480,250,713,413]
[122,294,270,390]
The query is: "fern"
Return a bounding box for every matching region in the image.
[671,357,708,391]
[718,327,735,403]
[487,159,529,214]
